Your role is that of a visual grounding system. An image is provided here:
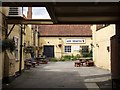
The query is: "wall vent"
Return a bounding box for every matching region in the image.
[7,7,23,17]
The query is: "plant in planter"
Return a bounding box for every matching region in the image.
[79,49,93,58]
[2,39,16,53]
[24,46,34,53]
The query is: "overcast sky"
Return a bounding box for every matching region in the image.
[23,7,51,19]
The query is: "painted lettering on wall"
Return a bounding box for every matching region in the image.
[66,39,85,43]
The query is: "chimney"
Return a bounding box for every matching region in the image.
[27,7,32,19]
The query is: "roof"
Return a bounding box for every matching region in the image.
[38,24,92,37]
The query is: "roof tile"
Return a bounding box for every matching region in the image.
[38,24,92,37]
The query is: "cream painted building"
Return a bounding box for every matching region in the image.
[24,24,33,59]
[0,7,33,83]
[38,25,92,59]
[7,24,25,73]
[40,37,92,58]
[91,24,116,70]
[0,7,9,82]
[31,25,39,57]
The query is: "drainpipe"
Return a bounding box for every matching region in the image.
[38,32,40,57]
[19,24,23,74]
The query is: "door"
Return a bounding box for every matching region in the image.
[43,45,54,58]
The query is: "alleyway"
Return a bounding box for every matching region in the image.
[3,61,111,89]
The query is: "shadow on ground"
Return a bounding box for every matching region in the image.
[2,61,112,90]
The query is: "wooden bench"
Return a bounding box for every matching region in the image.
[32,62,36,67]
[35,57,40,66]
[35,57,48,64]
[24,60,32,70]
[74,58,94,67]
[74,61,81,67]
[35,58,40,66]
[40,60,48,64]
[86,60,94,66]
[25,58,37,69]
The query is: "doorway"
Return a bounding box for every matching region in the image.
[43,45,54,58]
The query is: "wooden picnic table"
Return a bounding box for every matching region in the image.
[74,57,93,67]
[35,57,48,64]
[25,58,37,68]
[79,58,92,66]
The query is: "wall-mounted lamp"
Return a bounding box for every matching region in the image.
[96,44,99,47]
[90,43,94,48]
[58,44,62,47]
[59,38,62,40]
[107,46,110,52]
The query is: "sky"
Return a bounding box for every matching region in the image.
[23,7,51,19]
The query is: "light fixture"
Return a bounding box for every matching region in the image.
[96,44,99,47]
[90,43,94,48]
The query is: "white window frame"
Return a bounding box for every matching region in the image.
[13,36,19,61]
[64,46,71,53]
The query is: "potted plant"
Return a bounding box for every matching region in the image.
[2,39,16,53]
[24,46,34,53]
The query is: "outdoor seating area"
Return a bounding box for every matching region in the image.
[1,2,120,90]
[35,57,48,64]
[74,58,94,67]
[24,57,48,70]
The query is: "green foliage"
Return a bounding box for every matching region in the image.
[49,57,58,62]
[80,49,93,58]
[71,54,81,60]
[60,55,81,61]
[49,54,81,62]
[59,58,66,61]
[2,39,16,52]
[59,56,70,61]
[24,46,34,53]
[82,52,90,57]
[89,49,93,57]
[62,55,72,60]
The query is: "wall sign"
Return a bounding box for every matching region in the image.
[66,39,85,44]
[73,46,80,50]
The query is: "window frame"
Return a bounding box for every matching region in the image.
[64,46,71,53]
[81,45,89,53]
[13,36,19,61]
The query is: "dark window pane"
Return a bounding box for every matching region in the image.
[65,46,71,52]
[82,46,89,53]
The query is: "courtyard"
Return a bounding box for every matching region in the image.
[3,61,111,89]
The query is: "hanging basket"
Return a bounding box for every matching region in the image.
[58,44,62,47]
[2,39,16,53]
[24,46,34,53]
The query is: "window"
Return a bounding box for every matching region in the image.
[13,36,19,61]
[65,46,71,52]
[81,46,89,53]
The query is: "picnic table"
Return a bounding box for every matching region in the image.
[35,57,48,64]
[74,57,94,67]
[24,58,37,68]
